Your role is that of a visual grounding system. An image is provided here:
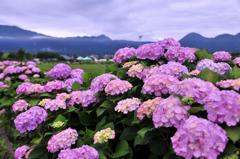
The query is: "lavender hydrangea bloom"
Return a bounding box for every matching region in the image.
[157,38,181,49]
[3,65,27,75]
[0,81,8,88]
[105,79,132,96]
[18,74,28,81]
[45,99,67,111]
[170,78,219,104]
[14,106,47,133]
[115,98,141,114]
[47,128,78,153]
[142,74,179,96]
[213,51,232,62]
[153,96,190,128]
[204,90,240,126]
[136,42,164,60]
[113,47,136,63]
[46,63,72,79]
[216,79,240,91]
[68,90,96,107]
[233,57,240,66]
[16,82,45,95]
[44,80,67,92]
[90,73,118,93]
[164,47,196,63]
[12,99,29,112]
[196,59,231,75]
[171,116,228,159]
[15,145,30,159]
[31,67,41,73]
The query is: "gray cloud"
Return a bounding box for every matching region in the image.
[0,0,240,40]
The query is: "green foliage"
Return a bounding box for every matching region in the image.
[195,49,213,60]
[198,68,220,83]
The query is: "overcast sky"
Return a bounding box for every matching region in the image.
[0,0,240,40]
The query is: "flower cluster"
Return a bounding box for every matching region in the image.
[115,98,141,114]
[94,128,115,144]
[233,57,240,66]
[153,96,190,128]
[105,79,132,96]
[137,97,161,120]
[136,43,164,60]
[15,145,30,159]
[46,63,72,79]
[164,47,197,63]
[14,106,47,133]
[216,79,240,91]
[113,47,136,63]
[171,116,228,159]
[12,99,29,112]
[58,145,99,159]
[213,51,232,62]
[45,99,67,111]
[142,74,179,96]
[68,90,96,107]
[127,63,144,79]
[90,73,118,93]
[65,68,85,91]
[196,59,231,75]
[47,128,78,153]
[44,80,67,92]
[204,90,240,126]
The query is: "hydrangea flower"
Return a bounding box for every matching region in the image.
[90,73,118,93]
[157,38,181,49]
[122,61,138,68]
[105,79,132,96]
[0,81,8,88]
[18,74,28,81]
[213,51,232,62]
[216,79,240,91]
[12,99,29,112]
[47,128,78,153]
[94,128,115,144]
[113,47,136,63]
[171,116,228,159]
[142,74,179,96]
[115,98,141,114]
[33,74,40,78]
[44,80,67,92]
[31,67,41,73]
[196,59,231,75]
[14,106,47,133]
[45,99,67,111]
[127,63,144,79]
[46,63,72,79]
[204,90,240,126]
[68,90,96,107]
[38,99,50,107]
[164,47,196,63]
[56,93,71,100]
[136,42,164,60]
[233,57,240,66]
[15,145,30,159]
[153,96,190,128]
[64,68,85,90]
[58,145,99,159]
[137,97,161,120]
[16,82,45,95]
[170,78,219,104]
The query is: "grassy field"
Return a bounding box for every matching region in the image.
[38,62,116,77]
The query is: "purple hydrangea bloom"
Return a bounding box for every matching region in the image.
[12,99,29,112]
[213,51,232,62]
[170,78,219,104]
[113,47,136,63]
[44,80,67,92]
[0,81,8,88]
[18,74,28,81]
[164,47,197,63]
[47,128,78,153]
[3,65,27,75]
[90,73,119,93]
[136,42,164,60]
[16,82,45,95]
[142,74,179,96]
[31,67,41,73]
[14,106,47,133]
[153,96,190,128]
[26,61,37,67]
[15,145,30,159]
[46,63,72,79]
[68,90,96,107]
[45,99,67,111]
[105,79,133,96]
[233,57,240,66]
[196,59,231,75]
[171,116,228,159]
[204,90,240,126]
[58,145,99,159]
[157,38,181,49]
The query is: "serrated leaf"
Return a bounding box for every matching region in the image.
[111,140,129,158]
[225,126,240,143]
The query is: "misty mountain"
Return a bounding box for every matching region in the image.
[0,25,240,55]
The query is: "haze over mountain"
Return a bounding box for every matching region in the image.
[0,25,240,55]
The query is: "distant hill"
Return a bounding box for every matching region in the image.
[180,32,240,52]
[0,25,240,55]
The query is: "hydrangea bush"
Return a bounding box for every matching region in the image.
[1,38,240,159]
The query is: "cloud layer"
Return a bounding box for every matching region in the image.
[0,0,240,40]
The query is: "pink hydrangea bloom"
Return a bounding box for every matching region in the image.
[113,47,136,63]
[45,99,67,111]
[105,79,132,96]
[153,96,190,128]
[115,98,141,114]
[213,51,232,62]
[136,42,164,60]
[127,63,144,79]
[44,80,67,92]
[12,99,29,112]
[16,82,45,95]
[18,74,28,81]
[233,57,240,66]
[164,47,196,63]
[216,79,240,91]
[68,90,96,107]
[46,63,72,79]
[171,116,228,159]
[15,145,30,159]
[47,128,78,153]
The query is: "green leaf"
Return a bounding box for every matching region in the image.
[120,127,137,140]
[195,49,212,60]
[96,107,106,117]
[225,126,240,143]
[28,99,40,106]
[198,68,220,83]
[72,82,81,91]
[189,106,205,114]
[28,146,48,159]
[111,140,129,158]
[137,127,154,138]
[100,151,108,159]
[31,136,42,145]
[134,135,148,147]
[229,66,240,79]
[50,114,68,128]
